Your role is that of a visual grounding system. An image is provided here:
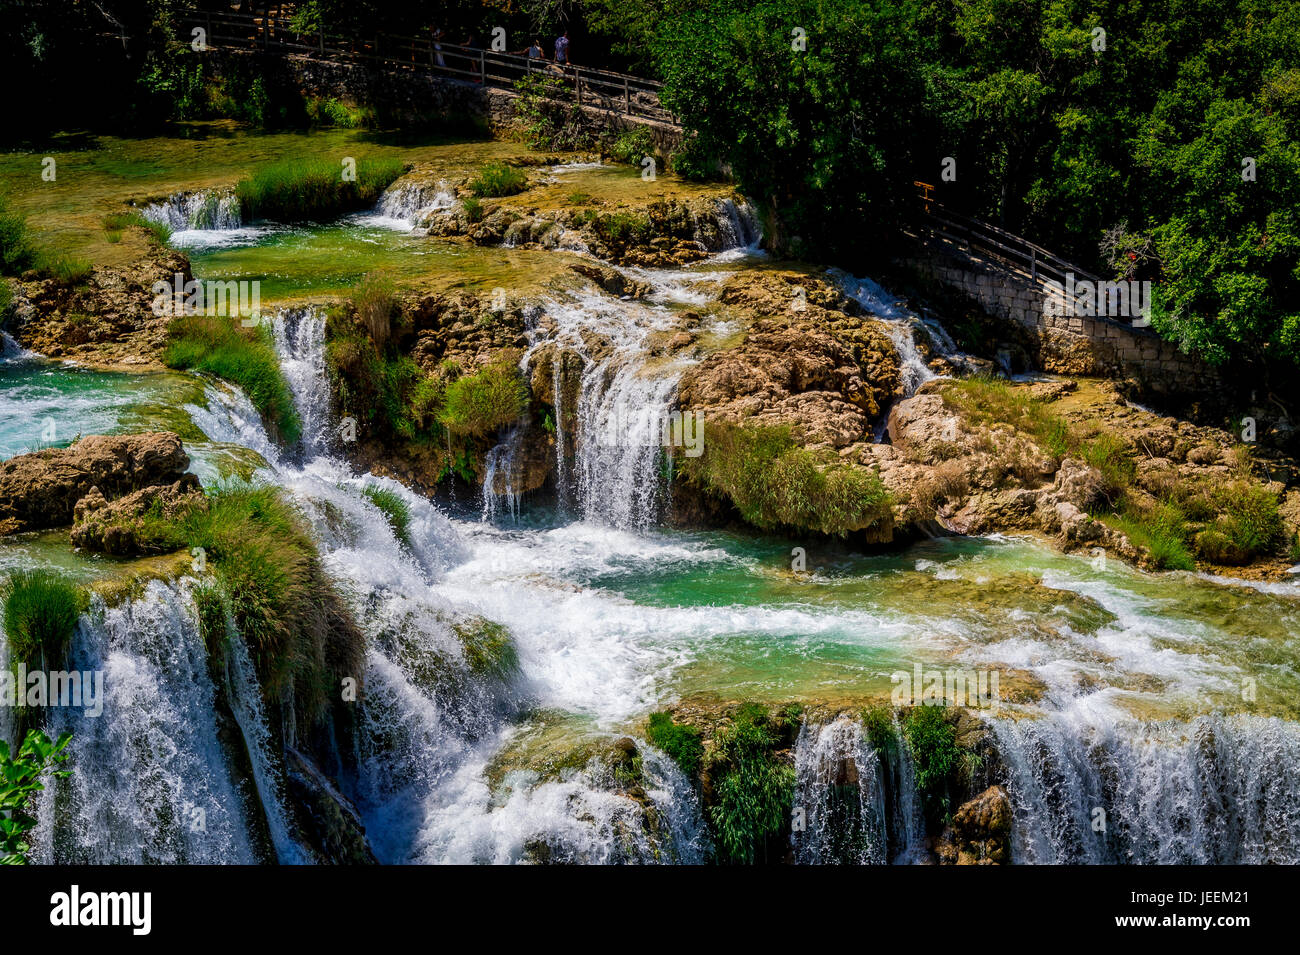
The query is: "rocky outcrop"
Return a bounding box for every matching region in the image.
[0,432,192,535]
[936,785,1012,865]
[678,271,903,446]
[284,747,379,865]
[9,239,191,368]
[70,475,205,555]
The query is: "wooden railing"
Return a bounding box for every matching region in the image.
[914,187,1101,289]
[178,9,677,125]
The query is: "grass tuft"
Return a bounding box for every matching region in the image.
[362,485,412,548]
[1,570,85,672]
[468,161,528,198]
[235,157,406,222]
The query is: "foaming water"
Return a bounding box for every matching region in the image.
[32,582,262,864]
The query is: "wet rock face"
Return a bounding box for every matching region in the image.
[936,785,1012,865]
[0,432,192,535]
[284,747,379,865]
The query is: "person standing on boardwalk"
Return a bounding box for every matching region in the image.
[554,31,570,65]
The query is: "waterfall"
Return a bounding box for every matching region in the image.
[223,632,312,864]
[142,190,242,231]
[992,712,1300,864]
[481,423,526,522]
[269,308,333,457]
[371,179,456,230]
[31,581,263,864]
[711,198,761,253]
[1,331,32,362]
[833,269,959,398]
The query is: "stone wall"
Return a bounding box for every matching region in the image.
[902,247,1221,402]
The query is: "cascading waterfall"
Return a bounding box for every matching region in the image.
[143,190,243,232]
[1,331,31,362]
[708,197,761,254]
[270,308,334,457]
[992,712,1300,864]
[481,423,526,522]
[32,581,263,864]
[372,179,456,231]
[833,269,959,398]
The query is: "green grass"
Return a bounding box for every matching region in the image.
[362,485,412,548]
[645,711,704,777]
[163,314,302,445]
[438,359,528,437]
[679,419,892,536]
[607,126,657,166]
[597,211,651,244]
[349,272,397,351]
[102,210,172,246]
[177,482,363,724]
[235,157,406,222]
[902,705,961,809]
[1102,501,1197,571]
[1,570,86,672]
[467,161,528,198]
[462,196,485,223]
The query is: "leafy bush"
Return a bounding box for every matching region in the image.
[468,162,528,198]
[438,359,528,436]
[0,196,38,275]
[645,711,704,776]
[305,96,376,129]
[679,419,892,536]
[462,196,485,223]
[235,157,406,222]
[705,703,796,864]
[163,314,302,445]
[1,570,85,671]
[0,729,72,864]
[607,126,657,166]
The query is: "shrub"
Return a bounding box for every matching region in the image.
[235,157,406,222]
[668,134,722,181]
[438,359,528,436]
[607,126,657,166]
[1,570,85,672]
[468,161,528,198]
[362,485,412,548]
[462,196,485,223]
[679,419,892,536]
[645,711,704,776]
[0,197,38,274]
[902,704,965,819]
[304,96,376,129]
[705,704,796,864]
[163,314,302,445]
[0,729,72,864]
[1104,500,1196,571]
[597,211,651,244]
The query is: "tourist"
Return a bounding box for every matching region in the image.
[554,30,570,65]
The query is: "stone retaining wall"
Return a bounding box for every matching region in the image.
[903,248,1221,401]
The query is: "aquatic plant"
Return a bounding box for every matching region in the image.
[235,157,406,222]
[362,485,412,548]
[438,359,528,437]
[645,711,704,777]
[680,419,892,536]
[705,703,797,864]
[1,570,85,672]
[468,162,528,198]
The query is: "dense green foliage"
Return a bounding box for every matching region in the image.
[705,703,797,864]
[0,729,72,864]
[680,418,892,536]
[178,482,363,723]
[163,314,303,445]
[648,0,1300,371]
[902,705,962,807]
[1,570,85,672]
[645,711,704,776]
[235,158,407,222]
[439,359,529,436]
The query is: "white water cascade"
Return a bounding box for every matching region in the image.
[31,581,263,864]
[143,189,242,231]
